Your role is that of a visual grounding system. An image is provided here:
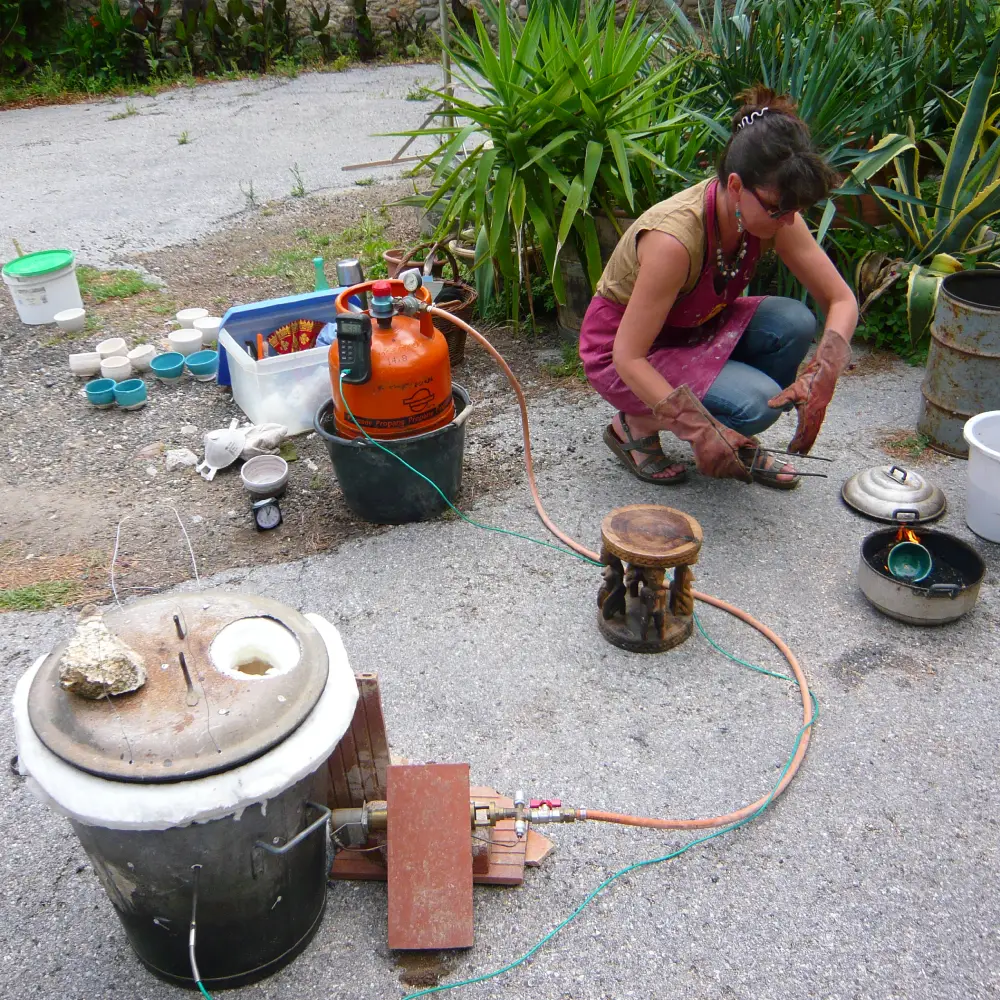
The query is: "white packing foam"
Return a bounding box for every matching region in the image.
[13,613,358,831]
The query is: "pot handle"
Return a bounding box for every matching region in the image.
[892,508,919,521]
[928,584,961,599]
[888,466,908,483]
[255,801,331,855]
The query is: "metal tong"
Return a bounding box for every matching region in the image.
[746,446,833,478]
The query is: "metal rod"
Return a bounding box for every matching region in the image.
[188,865,204,988]
[757,448,834,462]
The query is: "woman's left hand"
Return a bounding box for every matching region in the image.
[767,328,851,454]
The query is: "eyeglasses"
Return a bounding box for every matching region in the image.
[750,189,797,220]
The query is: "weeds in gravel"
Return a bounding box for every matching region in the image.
[177,130,190,144]
[108,100,138,121]
[405,83,429,100]
[0,581,81,612]
[245,209,392,292]
[354,176,375,186]
[240,179,259,210]
[543,342,587,382]
[147,297,178,315]
[77,266,157,303]
[290,163,306,198]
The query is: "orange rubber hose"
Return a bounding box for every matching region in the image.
[429,307,814,831]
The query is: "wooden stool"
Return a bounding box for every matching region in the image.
[597,505,703,654]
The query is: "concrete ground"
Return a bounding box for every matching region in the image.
[0,65,442,265]
[2,70,999,1000]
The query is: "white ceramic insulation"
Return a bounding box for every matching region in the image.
[13,613,358,832]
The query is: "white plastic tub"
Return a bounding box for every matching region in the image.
[964,411,1000,542]
[2,249,84,325]
[221,329,332,435]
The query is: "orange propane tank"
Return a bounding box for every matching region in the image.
[329,279,455,439]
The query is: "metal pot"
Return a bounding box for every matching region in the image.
[857,527,985,625]
[842,465,946,523]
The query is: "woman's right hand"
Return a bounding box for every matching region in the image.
[654,385,754,482]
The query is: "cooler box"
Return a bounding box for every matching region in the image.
[218,289,349,436]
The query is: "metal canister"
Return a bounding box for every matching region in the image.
[917,271,1000,456]
[335,258,364,287]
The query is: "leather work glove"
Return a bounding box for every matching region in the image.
[768,329,852,454]
[653,385,755,482]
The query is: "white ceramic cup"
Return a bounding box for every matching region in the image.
[176,307,209,328]
[193,315,222,344]
[96,337,128,360]
[101,356,133,382]
[127,344,157,372]
[168,328,202,356]
[54,307,87,333]
[69,351,102,377]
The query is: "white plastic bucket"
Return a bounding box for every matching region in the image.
[2,249,84,325]
[963,410,1000,543]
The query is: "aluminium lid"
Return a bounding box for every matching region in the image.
[841,464,946,523]
[27,592,329,783]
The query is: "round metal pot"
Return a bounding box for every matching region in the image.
[857,528,985,625]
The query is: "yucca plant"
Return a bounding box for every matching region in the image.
[658,0,910,171]
[848,28,1000,347]
[394,0,693,322]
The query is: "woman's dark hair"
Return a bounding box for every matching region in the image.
[716,85,838,212]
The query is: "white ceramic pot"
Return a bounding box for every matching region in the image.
[193,315,222,345]
[176,307,209,328]
[168,328,202,356]
[101,356,133,382]
[69,351,102,377]
[54,307,87,333]
[96,337,128,360]
[127,344,157,372]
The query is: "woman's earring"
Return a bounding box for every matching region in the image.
[735,205,745,235]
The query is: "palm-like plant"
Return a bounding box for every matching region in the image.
[849,29,1000,346]
[395,0,693,316]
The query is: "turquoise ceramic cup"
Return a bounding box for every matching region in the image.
[85,377,116,408]
[887,541,933,583]
[150,351,185,381]
[185,348,219,381]
[114,378,147,410]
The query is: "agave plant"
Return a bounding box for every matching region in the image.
[394,0,693,318]
[849,28,1000,346]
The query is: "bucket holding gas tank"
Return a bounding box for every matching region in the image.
[963,410,1000,542]
[315,385,471,524]
[2,249,84,325]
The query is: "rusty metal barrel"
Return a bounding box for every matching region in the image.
[917,271,1000,456]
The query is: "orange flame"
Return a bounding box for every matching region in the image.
[895,525,920,544]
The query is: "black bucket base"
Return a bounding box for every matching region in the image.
[139,895,326,991]
[315,385,470,525]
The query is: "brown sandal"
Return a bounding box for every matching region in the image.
[603,415,688,486]
[739,447,801,490]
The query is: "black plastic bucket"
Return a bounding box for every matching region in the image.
[314,384,470,524]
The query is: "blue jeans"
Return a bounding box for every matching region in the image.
[702,297,816,436]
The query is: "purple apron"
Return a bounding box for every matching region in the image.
[579,179,765,414]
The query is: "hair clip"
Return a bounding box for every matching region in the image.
[737,107,769,130]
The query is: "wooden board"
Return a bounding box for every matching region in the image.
[387,763,474,950]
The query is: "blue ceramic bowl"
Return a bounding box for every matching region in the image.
[114,378,147,410]
[85,377,116,408]
[150,351,185,381]
[185,348,219,380]
[887,541,933,583]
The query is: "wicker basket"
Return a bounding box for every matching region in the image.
[393,242,477,366]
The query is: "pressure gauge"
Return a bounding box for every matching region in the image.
[399,267,423,293]
[252,497,283,532]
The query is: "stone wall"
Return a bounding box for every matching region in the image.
[66,0,700,50]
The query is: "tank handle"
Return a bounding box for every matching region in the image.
[255,801,330,855]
